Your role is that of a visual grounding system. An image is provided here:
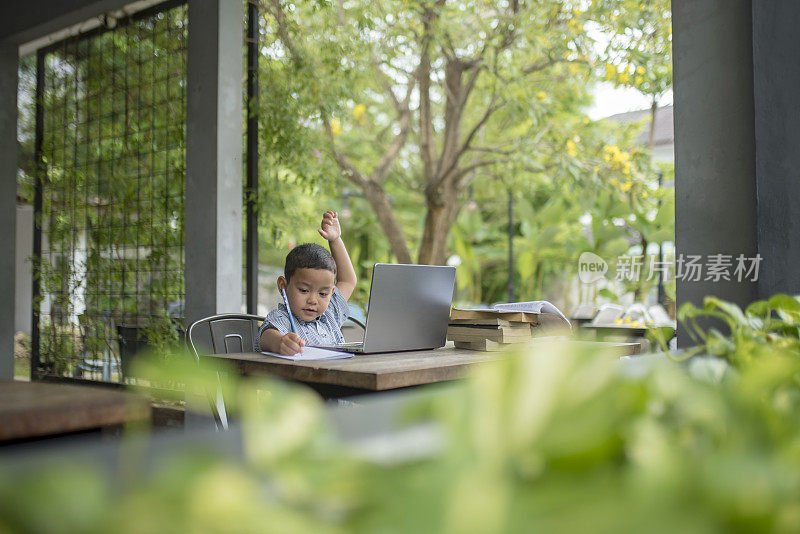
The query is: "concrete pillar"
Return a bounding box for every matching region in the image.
[0,40,18,379]
[672,0,758,346]
[185,0,243,326]
[752,0,800,298]
[15,204,33,335]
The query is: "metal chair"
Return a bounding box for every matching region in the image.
[186,313,367,430]
[187,314,265,360]
[186,314,265,430]
[342,316,366,342]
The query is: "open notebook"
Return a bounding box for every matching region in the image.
[261,346,352,361]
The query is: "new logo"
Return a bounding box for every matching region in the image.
[578,252,608,283]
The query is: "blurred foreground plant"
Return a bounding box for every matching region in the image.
[3,333,800,533]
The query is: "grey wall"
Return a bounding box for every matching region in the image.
[0,41,18,378]
[672,0,759,345]
[753,0,800,298]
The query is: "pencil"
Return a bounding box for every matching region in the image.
[281,288,299,334]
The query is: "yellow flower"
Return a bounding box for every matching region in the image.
[330,118,342,136]
[620,180,632,192]
[642,191,649,198]
[605,63,617,79]
[603,145,621,163]
[635,65,646,75]
[603,145,633,172]
[622,161,632,175]
[353,103,366,120]
[566,139,578,156]
[618,72,630,84]
[536,91,547,101]
[635,75,644,85]
[583,117,591,124]
[610,179,620,187]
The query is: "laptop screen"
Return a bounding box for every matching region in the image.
[359,263,456,352]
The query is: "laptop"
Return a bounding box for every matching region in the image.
[314,263,456,354]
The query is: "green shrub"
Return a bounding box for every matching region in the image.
[4,304,800,532]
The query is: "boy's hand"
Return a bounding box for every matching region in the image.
[318,210,342,242]
[279,333,305,355]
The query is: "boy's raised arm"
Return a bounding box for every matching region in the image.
[318,210,357,300]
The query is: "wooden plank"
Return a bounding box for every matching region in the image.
[0,380,150,442]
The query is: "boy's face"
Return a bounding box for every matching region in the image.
[278,268,336,322]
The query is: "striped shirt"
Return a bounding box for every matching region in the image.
[255,286,349,351]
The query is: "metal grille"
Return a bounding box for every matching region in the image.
[33,2,187,381]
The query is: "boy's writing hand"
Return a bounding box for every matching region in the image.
[318,210,341,242]
[279,332,305,355]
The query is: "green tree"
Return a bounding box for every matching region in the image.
[595,0,673,147]
[258,0,671,266]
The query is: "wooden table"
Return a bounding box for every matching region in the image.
[204,341,641,396]
[0,380,151,443]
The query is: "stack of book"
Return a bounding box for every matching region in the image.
[447,308,541,351]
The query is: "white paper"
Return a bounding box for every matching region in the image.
[261,346,352,361]
[492,301,572,328]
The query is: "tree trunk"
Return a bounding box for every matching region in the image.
[418,184,460,265]
[648,98,657,148]
[361,180,412,264]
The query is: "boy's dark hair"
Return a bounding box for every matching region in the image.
[285,243,337,281]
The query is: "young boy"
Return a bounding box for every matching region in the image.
[257,210,357,355]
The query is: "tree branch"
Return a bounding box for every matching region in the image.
[453,159,499,182]
[467,145,516,156]
[370,73,416,183]
[522,56,587,75]
[369,54,402,111]
[433,90,502,190]
[460,92,501,154]
[321,120,368,188]
[418,13,437,186]
[261,0,303,65]
[522,162,557,174]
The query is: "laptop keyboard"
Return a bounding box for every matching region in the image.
[312,341,363,350]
